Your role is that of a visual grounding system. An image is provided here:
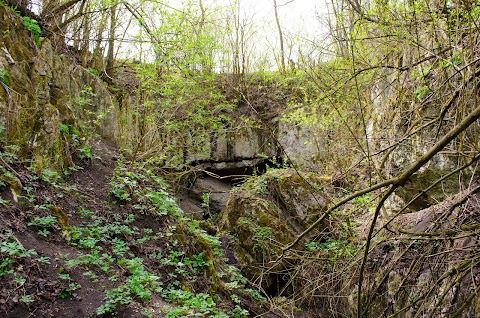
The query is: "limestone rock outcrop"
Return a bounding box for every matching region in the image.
[218,169,333,289]
[0,6,119,171]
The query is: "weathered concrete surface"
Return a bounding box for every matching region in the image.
[191,177,232,215]
[278,121,324,170]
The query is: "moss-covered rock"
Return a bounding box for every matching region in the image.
[0,6,121,172]
[219,168,333,290]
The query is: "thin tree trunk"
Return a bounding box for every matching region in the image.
[106,1,118,74]
[273,0,285,73]
[233,0,241,76]
[80,0,90,67]
[91,11,107,71]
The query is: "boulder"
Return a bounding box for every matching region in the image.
[218,169,333,290]
[191,177,232,216]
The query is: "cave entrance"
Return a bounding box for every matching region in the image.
[263,268,295,299]
[178,156,285,220]
[203,156,286,185]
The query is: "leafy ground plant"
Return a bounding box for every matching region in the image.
[1,138,264,316]
[0,69,9,85]
[48,160,255,316]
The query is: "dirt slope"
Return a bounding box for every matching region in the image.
[1,139,146,317]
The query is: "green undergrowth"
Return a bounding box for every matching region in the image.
[0,69,9,85]
[130,63,236,166]
[105,160,256,316]
[0,1,41,45]
[1,144,261,316]
[0,231,50,306]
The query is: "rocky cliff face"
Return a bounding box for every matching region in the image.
[355,186,480,318]
[0,6,119,171]
[0,7,319,176]
[368,65,479,213]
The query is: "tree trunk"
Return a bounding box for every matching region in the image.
[273,0,285,74]
[91,11,107,72]
[106,2,118,75]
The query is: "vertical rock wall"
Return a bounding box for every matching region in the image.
[0,7,121,171]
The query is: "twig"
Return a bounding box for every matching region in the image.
[0,156,24,182]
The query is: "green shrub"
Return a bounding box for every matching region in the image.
[21,16,41,45]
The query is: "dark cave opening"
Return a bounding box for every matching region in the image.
[203,156,287,185]
[263,271,294,298]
